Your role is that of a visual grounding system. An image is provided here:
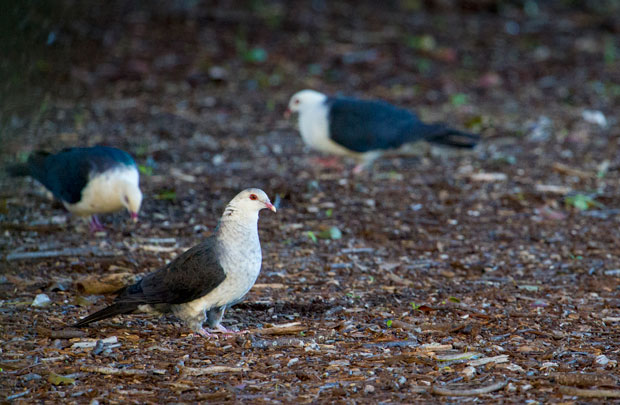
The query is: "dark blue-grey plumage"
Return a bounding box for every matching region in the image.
[326,97,479,153]
[7,146,137,205]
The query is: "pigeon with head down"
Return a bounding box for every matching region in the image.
[285,89,480,173]
[73,188,276,337]
[6,146,142,231]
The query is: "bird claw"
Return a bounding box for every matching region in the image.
[214,324,248,335]
[194,328,217,338]
[89,216,106,232]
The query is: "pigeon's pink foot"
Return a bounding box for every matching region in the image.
[214,324,249,335]
[89,215,106,232]
[308,156,344,170]
[195,327,217,338]
[352,163,367,175]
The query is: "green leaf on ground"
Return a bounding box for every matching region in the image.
[48,372,75,386]
[451,93,468,106]
[156,190,177,200]
[317,226,342,240]
[307,231,317,243]
[565,194,601,211]
[138,164,153,176]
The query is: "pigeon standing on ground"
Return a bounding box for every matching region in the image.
[6,146,143,231]
[285,89,480,173]
[73,188,276,337]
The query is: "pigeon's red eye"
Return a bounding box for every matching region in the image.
[294,99,300,104]
[249,194,258,200]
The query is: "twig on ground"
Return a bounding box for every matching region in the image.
[6,247,121,261]
[431,380,507,396]
[558,386,620,398]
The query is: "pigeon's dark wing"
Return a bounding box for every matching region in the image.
[327,98,420,153]
[327,98,479,152]
[117,237,227,305]
[26,150,91,204]
[74,237,226,327]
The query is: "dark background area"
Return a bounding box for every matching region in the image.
[1,0,619,402]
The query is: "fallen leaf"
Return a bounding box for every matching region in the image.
[48,372,75,386]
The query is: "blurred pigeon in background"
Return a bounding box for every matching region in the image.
[286,89,480,173]
[74,188,276,337]
[6,146,142,231]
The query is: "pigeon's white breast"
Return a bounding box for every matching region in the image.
[66,166,138,216]
[179,231,262,318]
[299,103,358,157]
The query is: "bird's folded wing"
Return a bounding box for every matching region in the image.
[327,98,417,152]
[119,238,227,306]
[27,151,90,204]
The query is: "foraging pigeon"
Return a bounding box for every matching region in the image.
[6,146,142,231]
[74,188,276,337]
[285,89,480,172]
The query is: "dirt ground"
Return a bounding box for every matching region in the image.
[1,1,619,403]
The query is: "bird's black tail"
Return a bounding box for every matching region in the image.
[73,302,138,327]
[5,152,51,178]
[421,124,480,149]
[6,163,31,177]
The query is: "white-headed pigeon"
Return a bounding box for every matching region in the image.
[74,188,276,337]
[285,89,480,172]
[6,146,142,231]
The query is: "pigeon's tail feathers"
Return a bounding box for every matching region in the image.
[6,152,51,178]
[5,163,31,177]
[25,152,52,178]
[73,302,138,327]
[420,125,480,149]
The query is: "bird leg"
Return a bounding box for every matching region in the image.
[89,215,106,232]
[352,152,380,174]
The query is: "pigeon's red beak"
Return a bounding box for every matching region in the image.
[283,108,291,119]
[265,202,277,213]
[131,212,139,222]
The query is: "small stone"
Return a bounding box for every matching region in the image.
[32,294,51,307]
[23,373,42,381]
[208,66,228,81]
[582,110,607,128]
[540,362,558,371]
[287,358,299,367]
[503,363,525,372]
[595,354,612,366]
[461,366,476,379]
[364,384,375,394]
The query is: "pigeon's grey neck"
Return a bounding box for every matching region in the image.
[216,206,260,242]
[215,207,262,278]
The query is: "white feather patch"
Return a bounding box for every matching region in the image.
[66,166,138,216]
[299,101,362,158]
